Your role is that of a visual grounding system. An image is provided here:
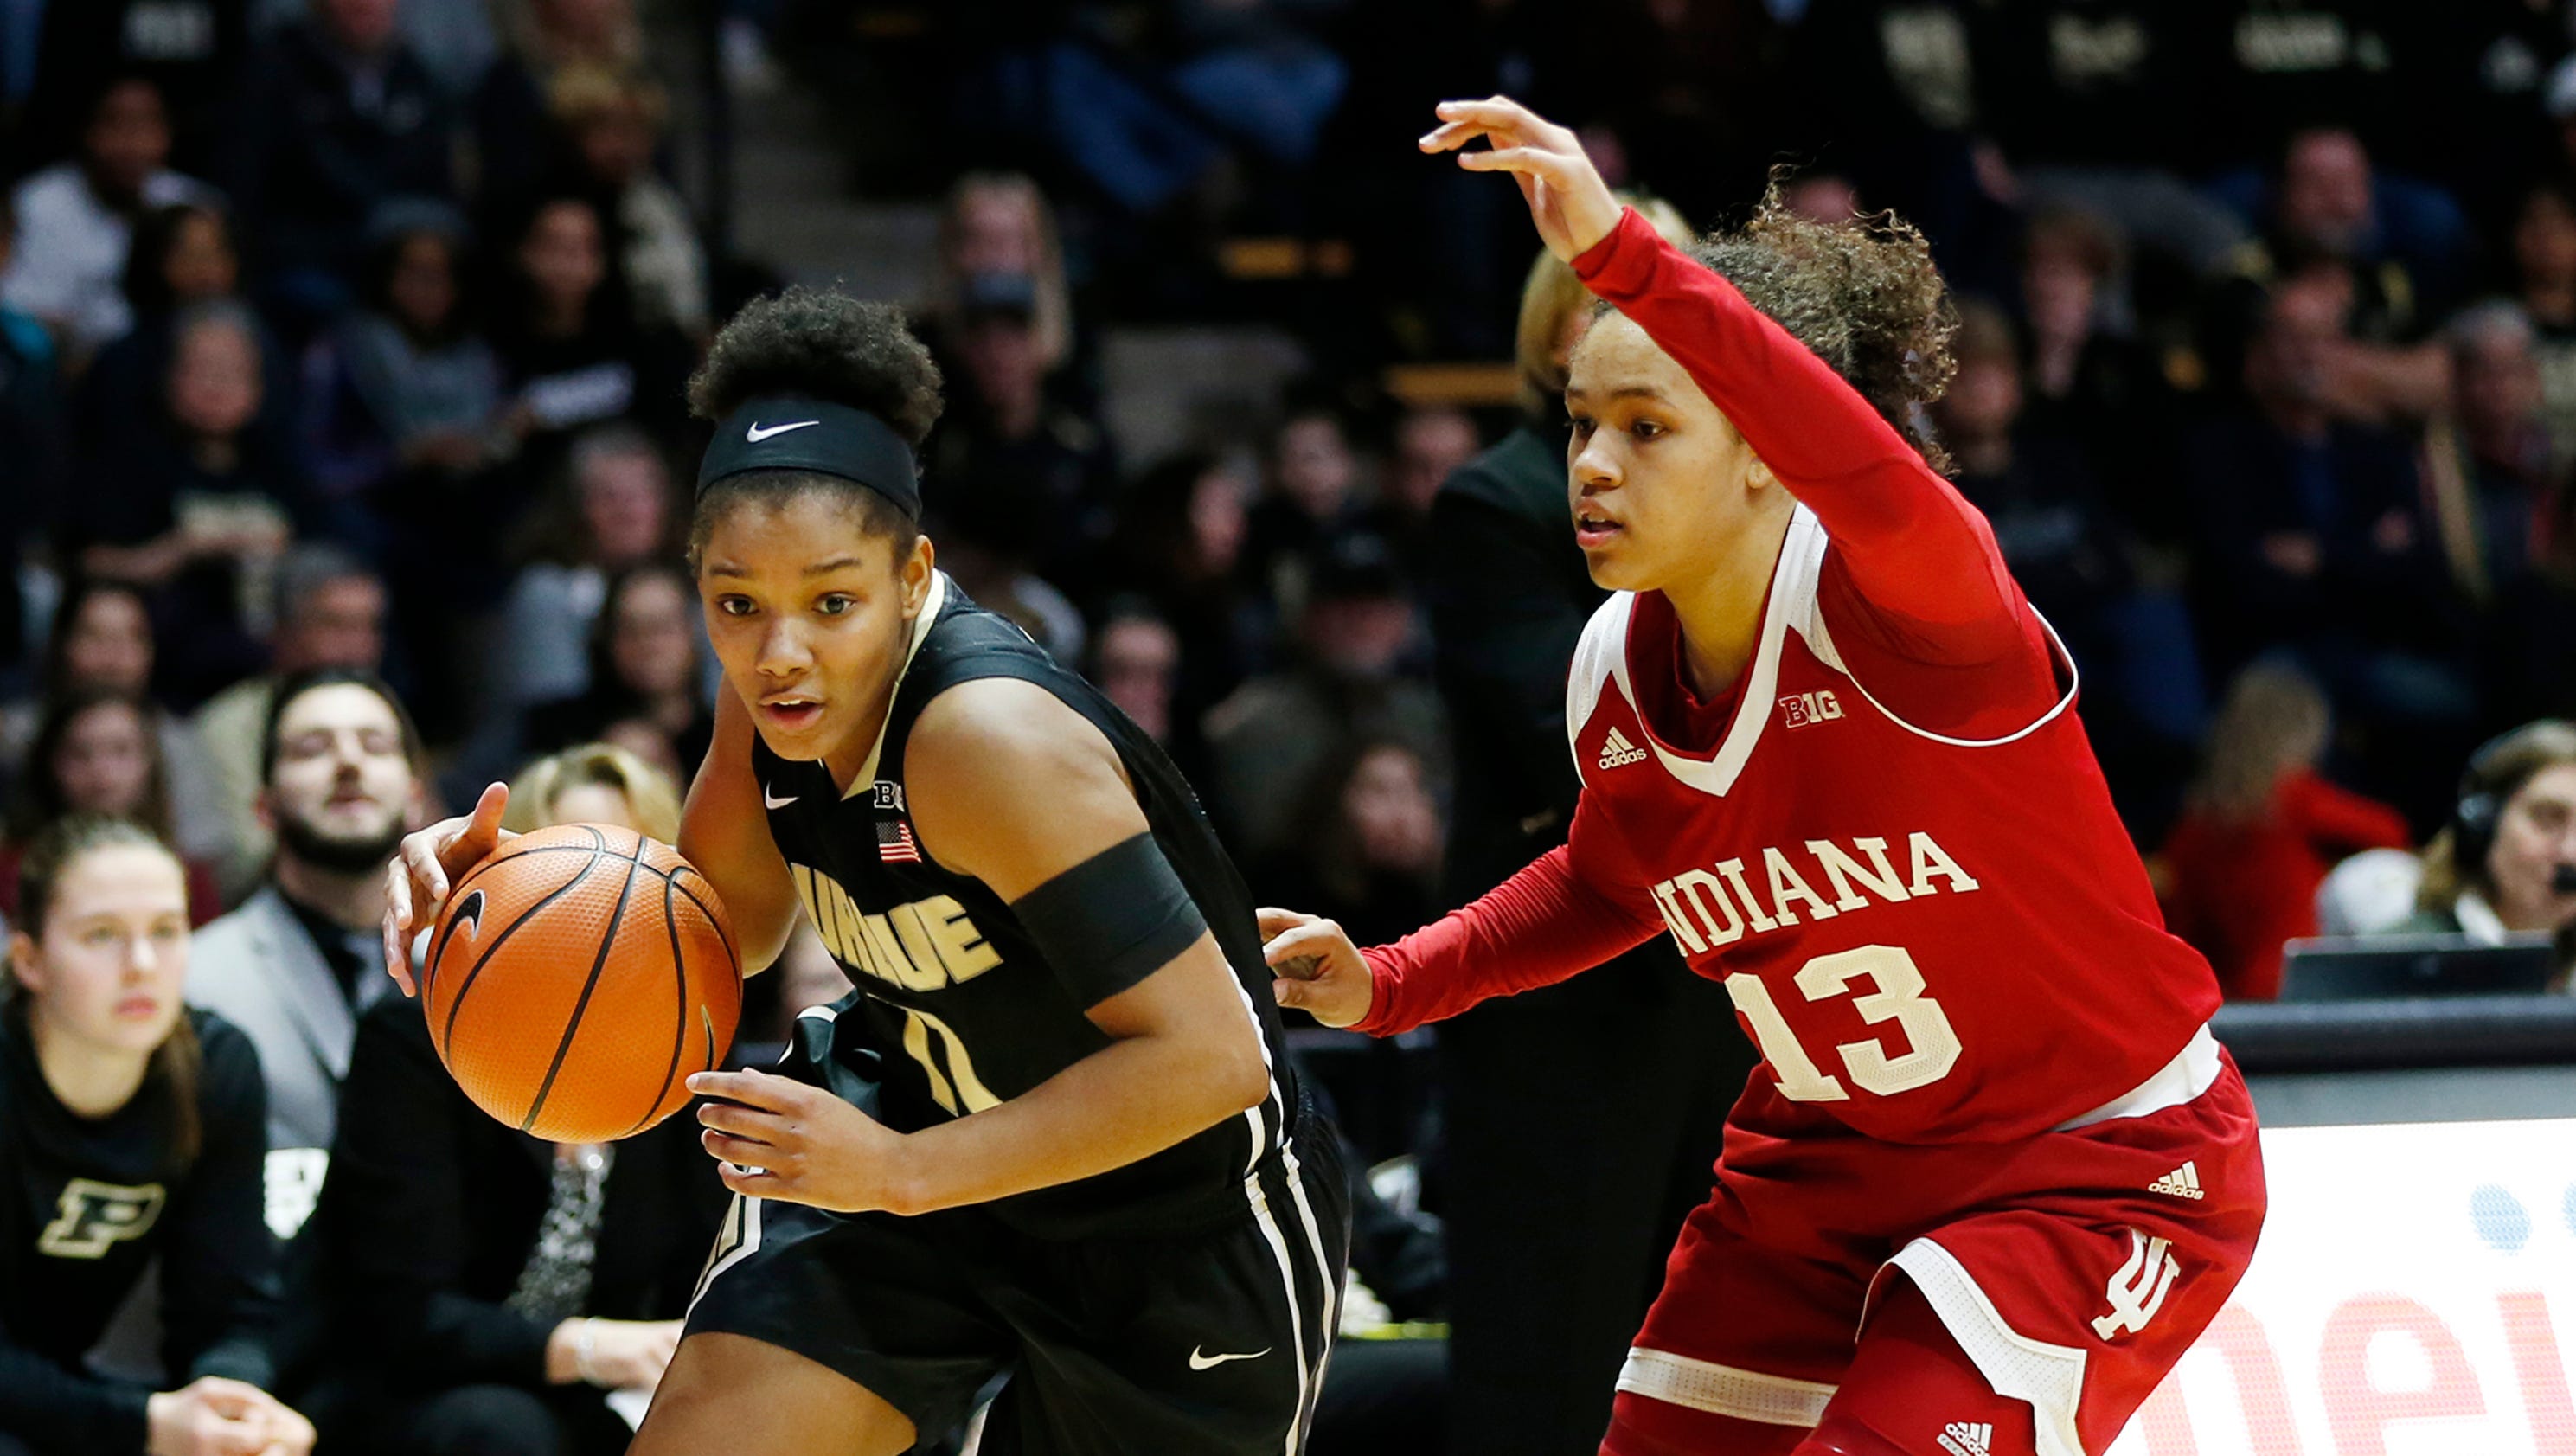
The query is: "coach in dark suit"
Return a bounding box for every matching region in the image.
[1424,215,1755,1456]
[298,997,727,1456]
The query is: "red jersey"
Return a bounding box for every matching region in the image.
[1357,208,2224,1145]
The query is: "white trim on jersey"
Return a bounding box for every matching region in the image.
[1564,504,2086,800]
[1246,1171,1314,1456]
[844,571,952,797]
[1280,1146,1340,1437]
[2054,1023,2221,1132]
[1221,976,1288,1175]
[1564,508,1827,798]
[687,1192,765,1312]
[1883,1238,2087,1456]
[1614,1347,1836,1427]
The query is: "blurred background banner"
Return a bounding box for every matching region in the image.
[2112,1118,2576,1455]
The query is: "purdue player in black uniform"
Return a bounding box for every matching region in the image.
[383,289,1348,1456]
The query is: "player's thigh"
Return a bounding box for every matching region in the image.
[632,1331,919,1456]
[1791,1279,2035,1456]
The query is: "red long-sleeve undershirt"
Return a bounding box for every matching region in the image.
[1357,208,2055,1036]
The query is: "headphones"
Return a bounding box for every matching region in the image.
[2452,732,2519,874]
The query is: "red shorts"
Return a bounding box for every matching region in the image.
[1612,1040,2266,1456]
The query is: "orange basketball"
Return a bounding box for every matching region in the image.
[421,823,742,1143]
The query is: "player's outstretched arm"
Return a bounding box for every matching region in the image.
[381,781,515,996]
[691,677,1270,1216]
[676,689,800,974]
[1263,792,1668,1037]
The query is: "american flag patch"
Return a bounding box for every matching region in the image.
[877,819,921,863]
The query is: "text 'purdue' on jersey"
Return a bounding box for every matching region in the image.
[750,574,1302,1238]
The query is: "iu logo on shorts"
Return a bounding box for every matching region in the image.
[2091,1228,2182,1339]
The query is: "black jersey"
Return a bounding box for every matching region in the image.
[750,574,1302,1238]
[0,1006,279,1450]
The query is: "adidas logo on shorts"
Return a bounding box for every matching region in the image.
[2147,1161,2206,1201]
[1938,1421,1993,1456]
[1598,728,1648,770]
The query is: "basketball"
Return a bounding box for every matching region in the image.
[420,823,742,1144]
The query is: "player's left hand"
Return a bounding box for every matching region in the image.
[689,1068,919,1215]
[1419,95,1621,263]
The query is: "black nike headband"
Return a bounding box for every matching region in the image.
[695,395,922,518]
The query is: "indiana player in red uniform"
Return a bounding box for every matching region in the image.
[1260,99,2265,1456]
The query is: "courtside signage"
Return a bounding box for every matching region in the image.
[2108,1118,2576,1455]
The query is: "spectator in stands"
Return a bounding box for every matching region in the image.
[927,173,1075,382]
[1246,405,1373,610]
[549,64,708,338]
[472,0,648,225]
[1204,531,1444,863]
[189,548,391,896]
[499,741,678,840]
[1381,405,1479,567]
[522,564,712,784]
[186,670,422,1239]
[1086,598,1209,786]
[300,209,505,510]
[0,580,226,863]
[1109,451,1272,742]
[490,194,692,461]
[928,271,1115,582]
[0,690,223,925]
[2161,663,2412,1000]
[493,426,682,721]
[72,201,293,476]
[22,0,248,176]
[70,302,303,704]
[2391,720,2576,959]
[0,816,313,1456]
[303,740,718,1456]
[1256,737,1444,950]
[227,0,457,330]
[2014,208,2181,537]
[2218,128,2458,420]
[0,204,65,683]
[2509,179,2576,481]
[2421,304,2561,605]
[2182,273,2473,806]
[1,75,220,360]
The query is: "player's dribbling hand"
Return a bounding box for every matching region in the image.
[1419,95,1621,264]
[381,781,518,997]
[690,1068,920,1215]
[1256,908,1374,1029]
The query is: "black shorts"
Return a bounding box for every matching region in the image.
[684,1114,1350,1456]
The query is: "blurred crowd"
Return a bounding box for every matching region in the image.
[4,1,2576,1454]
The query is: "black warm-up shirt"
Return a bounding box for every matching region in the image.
[0,1007,279,1453]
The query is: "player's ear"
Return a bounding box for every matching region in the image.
[900,532,936,617]
[8,933,42,997]
[1745,455,1782,495]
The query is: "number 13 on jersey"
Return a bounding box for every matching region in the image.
[1727,945,1962,1100]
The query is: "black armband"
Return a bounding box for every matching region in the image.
[1011,833,1210,1007]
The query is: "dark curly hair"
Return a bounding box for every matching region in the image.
[687,286,945,556]
[1620,180,1959,475]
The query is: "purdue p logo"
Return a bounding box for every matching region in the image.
[38,1178,166,1258]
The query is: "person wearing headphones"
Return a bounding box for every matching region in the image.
[2388,721,2576,977]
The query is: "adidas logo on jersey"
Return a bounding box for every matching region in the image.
[2148,1161,2205,1200]
[1598,728,1648,770]
[1937,1422,1993,1456]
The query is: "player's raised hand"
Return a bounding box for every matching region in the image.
[1256,908,1374,1029]
[381,781,517,997]
[1419,96,1620,264]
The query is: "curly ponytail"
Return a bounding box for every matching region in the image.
[1682,176,1960,476]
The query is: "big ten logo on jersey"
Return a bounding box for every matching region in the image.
[870,780,905,812]
[38,1178,166,1258]
[1778,690,1843,729]
[791,865,1001,991]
